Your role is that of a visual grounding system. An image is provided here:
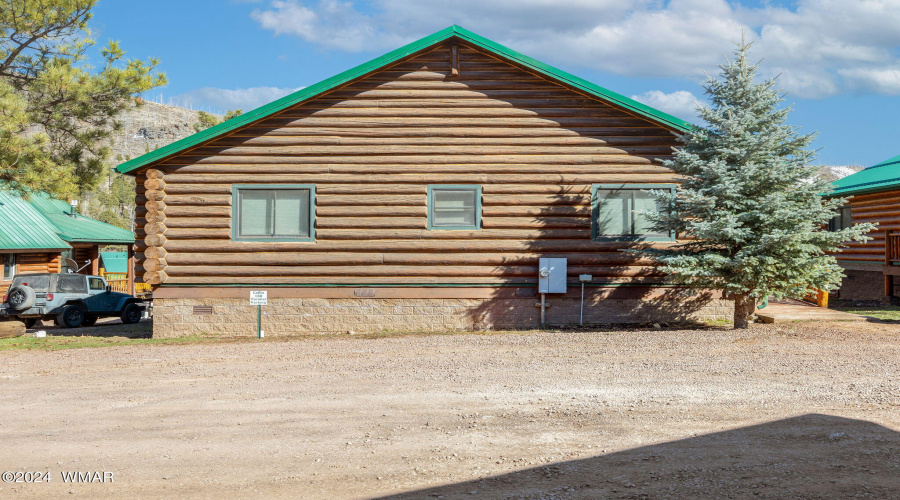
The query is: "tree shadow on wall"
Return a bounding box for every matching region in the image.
[466,286,721,330]
[464,187,719,330]
[375,413,900,499]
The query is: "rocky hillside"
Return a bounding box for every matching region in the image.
[80,101,217,233]
[819,165,865,182]
[110,100,218,163]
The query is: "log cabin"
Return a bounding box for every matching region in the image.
[828,154,900,302]
[0,189,136,291]
[114,26,732,337]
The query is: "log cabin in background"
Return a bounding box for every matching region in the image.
[828,154,900,302]
[115,26,732,337]
[0,189,136,290]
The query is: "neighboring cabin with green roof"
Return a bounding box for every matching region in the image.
[100,252,129,274]
[0,189,135,285]
[827,155,900,301]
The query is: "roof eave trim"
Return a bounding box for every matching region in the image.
[449,27,693,133]
[114,26,460,175]
[115,25,694,175]
[62,238,136,244]
[828,183,900,198]
[0,246,71,252]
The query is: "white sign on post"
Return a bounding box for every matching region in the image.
[250,290,268,305]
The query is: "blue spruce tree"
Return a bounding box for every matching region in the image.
[644,39,874,329]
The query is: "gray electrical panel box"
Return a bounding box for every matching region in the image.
[538,258,567,294]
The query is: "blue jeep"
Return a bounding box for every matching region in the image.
[1,273,144,328]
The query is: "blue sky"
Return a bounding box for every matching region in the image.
[90,0,900,167]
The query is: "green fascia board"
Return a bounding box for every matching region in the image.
[0,189,70,251]
[452,27,694,133]
[28,194,135,244]
[161,282,676,288]
[828,154,900,197]
[115,25,694,175]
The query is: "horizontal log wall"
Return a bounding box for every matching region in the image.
[6,252,61,278]
[833,189,900,264]
[136,43,682,285]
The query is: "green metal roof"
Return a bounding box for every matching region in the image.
[0,190,70,251]
[829,154,900,197]
[100,251,128,273]
[115,25,693,175]
[27,193,135,245]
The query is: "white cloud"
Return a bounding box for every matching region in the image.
[170,86,304,113]
[839,67,900,95]
[536,0,740,78]
[248,0,900,98]
[630,90,703,122]
[251,0,391,51]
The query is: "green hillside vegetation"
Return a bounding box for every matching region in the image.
[81,167,136,231]
[193,109,242,132]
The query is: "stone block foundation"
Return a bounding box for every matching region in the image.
[838,266,884,301]
[150,287,732,338]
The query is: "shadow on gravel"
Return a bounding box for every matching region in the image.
[27,318,152,339]
[377,414,900,499]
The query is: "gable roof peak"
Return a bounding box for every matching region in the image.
[115,25,693,175]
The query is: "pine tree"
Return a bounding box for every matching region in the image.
[0,0,166,198]
[192,109,242,132]
[643,39,875,329]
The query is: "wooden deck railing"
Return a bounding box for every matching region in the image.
[884,230,900,299]
[887,230,900,263]
[100,271,129,293]
[801,288,829,308]
[99,270,151,295]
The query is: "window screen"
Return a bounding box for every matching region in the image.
[429,186,480,229]
[56,275,87,293]
[593,186,672,240]
[235,187,313,240]
[13,274,50,290]
[828,206,852,232]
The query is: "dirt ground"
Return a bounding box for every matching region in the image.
[19,316,152,338]
[0,320,898,499]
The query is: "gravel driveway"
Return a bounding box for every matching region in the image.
[0,321,898,499]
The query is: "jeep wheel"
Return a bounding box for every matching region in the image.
[82,315,98,327]
[6,285,36,311]
[120,303,142,324]
[56,305,85,328]
[23,318,38,329]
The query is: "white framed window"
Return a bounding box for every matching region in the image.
[2,253,15,281]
